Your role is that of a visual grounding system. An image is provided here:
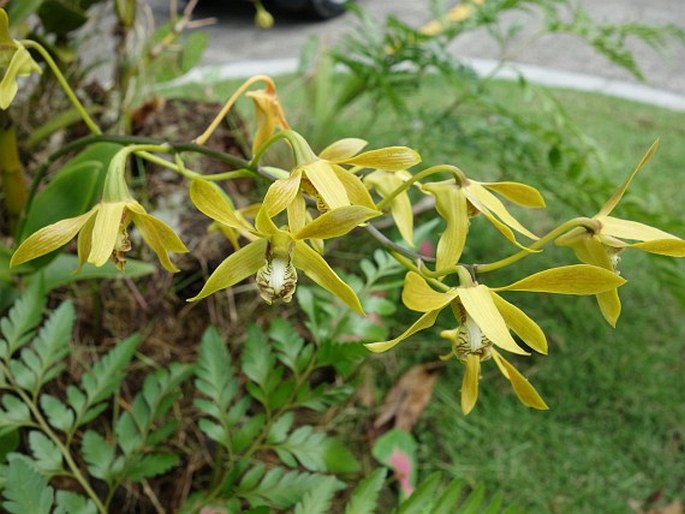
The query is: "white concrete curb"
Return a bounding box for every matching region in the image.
[155,57,685,112]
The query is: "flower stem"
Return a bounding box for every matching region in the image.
[21,40,102,136]
[476,217,599,273]
[375,164,466,211]
[194,74,276,146]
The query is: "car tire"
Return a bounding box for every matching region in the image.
[306,0,350,20]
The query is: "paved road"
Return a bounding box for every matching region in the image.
[149,0,685,96]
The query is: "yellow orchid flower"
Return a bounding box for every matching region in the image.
[421,175,545,274]
[366,265,626,413]
[10,149,188,272]
[556,140,685,326]
[420,0,485,36]
[261,134,420,237]
[0,9,42,109]
[246,83,289,155]
[188,178,380,313]
[364,169,415,246]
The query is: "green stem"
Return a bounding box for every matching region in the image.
[0,363,107,513]
[21,40,102,136]
[389,251,450,292]
[376,164,466,211]
[476,217,599,273]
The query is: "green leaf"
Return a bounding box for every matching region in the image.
[431,479,464,514]
[294,475,342,514]
[242,324,276,390]
[2,457,53,514]
[125,453,180,481]
[267,412,294,444]
[39,394,75,432]
[180,31,208,73]
[344,468,387,514]
[0,279,45,357]
[274,426,328,472]
[397,472,442,514]
[38,1,88,35]
[20,144,122,242]
[115,363,192,457]
[28,431,63,474]
[456,484,485,514]
[232,413,265,453]
[54,490,97,514]
[269,318,306,372]
[195,326,237,412]
[35,254,156,291]
[81,430,115,480]
[6,0,47,27]
[72,333,140,427]
[245,467,340,509]
[0,395,32,432]
[24,301,74,393]
[322,437,360,474]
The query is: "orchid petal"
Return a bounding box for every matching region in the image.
[77,213,97,268]
[492,351,548,410]
[596,288,622,327]
[189,179,253,231]
[365,310,440,353]
[331,164,377,209]
[491,292,548,354]
[287,194,307,234]
[294,206,380,240]
[401,271,458,313]
[495,264,626,295]
[481,181,546,208]
[318,138,368,161]
[557,232,614,270]
[423,183,468,272]
[261,168,303,217]
[458,285,527,355]
[88,202,126,266]
[461,354,480,415]
[293,240,364,315]
[342,146,421,171]
[628,239,685,257]
[0,46,40,109]
[366,170,414,245]
[601,216,680,242]
[188,239,267,301]
[133,211,189,272]
[466,182,538,240]
[11,210,95,267]
[598,139,659,217]
[476,203,537,253]
[303,159,350,210]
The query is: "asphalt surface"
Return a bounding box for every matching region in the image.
[147,0,685,98]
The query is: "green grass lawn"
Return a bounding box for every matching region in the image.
[162,72,685,513]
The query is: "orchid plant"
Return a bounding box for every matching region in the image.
[4,6,685,422]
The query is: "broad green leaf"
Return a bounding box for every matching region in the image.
[2,457,53,514]
[322,437,360,474]
[20,143,122,243]
[344,468,387,514]
[39,394,74,433]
